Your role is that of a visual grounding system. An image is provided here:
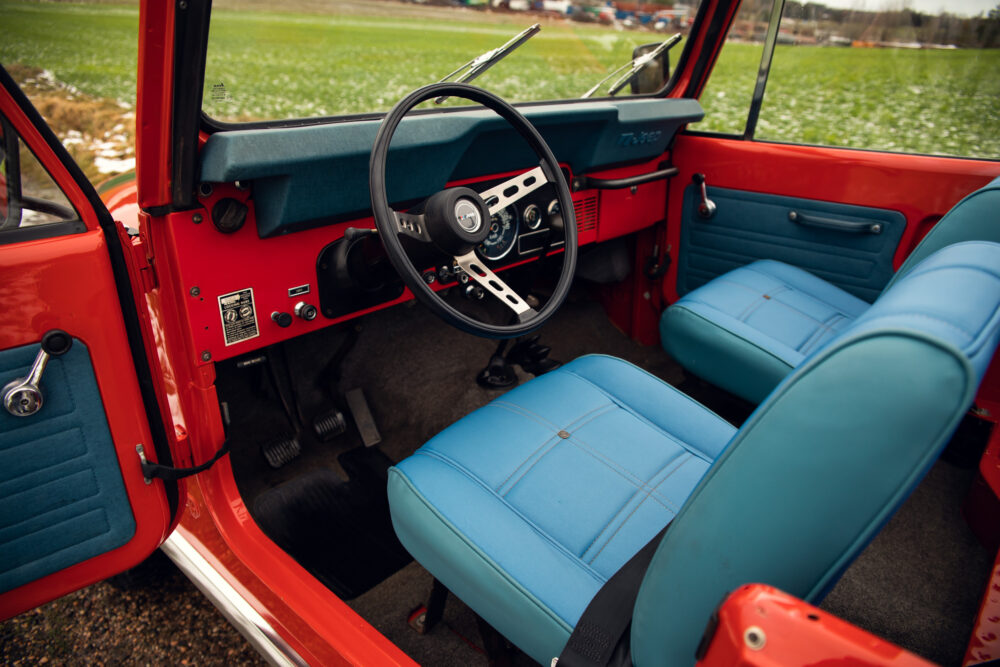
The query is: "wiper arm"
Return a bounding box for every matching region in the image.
[435,23,541,104]
[581,33,682,99]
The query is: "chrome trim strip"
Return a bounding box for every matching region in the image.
[160,532,308,667]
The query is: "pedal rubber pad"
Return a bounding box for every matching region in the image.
[262,436,301,469]
[314,408,347,442]
[346,388,381,448]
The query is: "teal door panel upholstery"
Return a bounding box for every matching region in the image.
[677,185,906,303]
[199,98,704,237]
[0,340,135,594]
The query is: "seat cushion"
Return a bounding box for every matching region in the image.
[661,259,870,403]
[387,354,736,664]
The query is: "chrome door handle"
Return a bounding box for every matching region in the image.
[3,330,73,417]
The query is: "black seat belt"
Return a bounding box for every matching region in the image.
[556,524,669,667]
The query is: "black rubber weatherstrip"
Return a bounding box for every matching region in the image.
[170,0,212,209]
[0,64,180,518]
[681,0,742,100]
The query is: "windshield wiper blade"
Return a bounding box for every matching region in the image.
[581,33,682,99]
[435,23,541,104]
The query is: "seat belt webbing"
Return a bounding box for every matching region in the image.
[556,524,669,667]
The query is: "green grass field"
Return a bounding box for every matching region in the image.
[1,0,998,159]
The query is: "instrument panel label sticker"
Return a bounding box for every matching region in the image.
[218,288,259,346]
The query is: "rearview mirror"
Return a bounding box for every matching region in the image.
[0,117,23,230]
[629,42,670,95]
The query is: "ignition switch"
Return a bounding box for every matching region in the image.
[294,302,318,321]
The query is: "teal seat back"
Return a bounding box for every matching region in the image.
[884,175,1000,292]
[631,241,1000,666]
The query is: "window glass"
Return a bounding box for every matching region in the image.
[203,0,704,122]
[0,116,78,234]
[697,0,773,135]
[756,1,1000,158]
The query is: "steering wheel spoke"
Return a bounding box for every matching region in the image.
[479,165,548,216]
[393,209,432,242]
[454,250,537,320]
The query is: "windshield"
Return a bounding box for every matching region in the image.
[203,0,701,122]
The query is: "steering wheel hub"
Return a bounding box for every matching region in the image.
[454,199,482,233]
[422,187,492,256]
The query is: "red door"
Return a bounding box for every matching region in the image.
[0,66,178,619]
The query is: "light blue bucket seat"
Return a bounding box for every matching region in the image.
[661,176,1000,403]
[387,241,1000,665]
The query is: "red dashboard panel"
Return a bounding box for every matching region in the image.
[143,159,668,366]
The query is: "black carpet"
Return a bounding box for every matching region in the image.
[252,446,412,600]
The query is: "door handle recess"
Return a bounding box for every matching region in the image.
[3,329,73,417]
[789,210,883,235]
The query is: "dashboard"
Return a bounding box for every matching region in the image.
[165,97,703,363]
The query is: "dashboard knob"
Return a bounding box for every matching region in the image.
[271,311,293,328]
[294,302,318,321]
[464,284,485,300]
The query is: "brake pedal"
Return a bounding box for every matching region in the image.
[262,436,301,469]
[314,408,348,442]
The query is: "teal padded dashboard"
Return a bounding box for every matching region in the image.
[199,98,704,237]
[0,340,136,594]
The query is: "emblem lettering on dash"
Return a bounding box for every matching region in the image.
[617,130,662,147]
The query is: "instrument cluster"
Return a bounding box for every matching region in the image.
[477,180,564,265]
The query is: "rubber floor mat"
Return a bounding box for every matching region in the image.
[252,446,412,599]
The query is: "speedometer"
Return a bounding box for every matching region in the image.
[478,205,519,261]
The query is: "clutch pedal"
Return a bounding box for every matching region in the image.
[262,436,301,469]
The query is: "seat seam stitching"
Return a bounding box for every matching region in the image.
[561,369,716,465]
[499,404,618,497]
[586,456,690,566]
[412,449,606,584]
[582,453,689,564]
[489,400,615,490]
[797,312,846,353]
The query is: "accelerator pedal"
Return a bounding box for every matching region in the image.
[262,436,301,469]
[346,388,381,448]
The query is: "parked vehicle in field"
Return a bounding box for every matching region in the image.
[1,0,999,665]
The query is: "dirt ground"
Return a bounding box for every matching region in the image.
[1,553,265,666]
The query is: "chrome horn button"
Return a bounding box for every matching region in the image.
[454,198,483,234]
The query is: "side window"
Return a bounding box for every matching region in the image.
[698,0,1000,160]
[697,0,773,135]
[0,114,80,242]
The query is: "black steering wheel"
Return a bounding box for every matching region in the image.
[368,82,577,339]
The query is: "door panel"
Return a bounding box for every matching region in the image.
[677,184,906,302]
[665,135,1000,305]
[0,340,136,594]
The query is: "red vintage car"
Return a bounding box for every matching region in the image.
[1,0,999,664]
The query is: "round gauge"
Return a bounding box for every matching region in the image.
[547,199,560,217]
[523,204,542,230]
[478,205,519,261]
